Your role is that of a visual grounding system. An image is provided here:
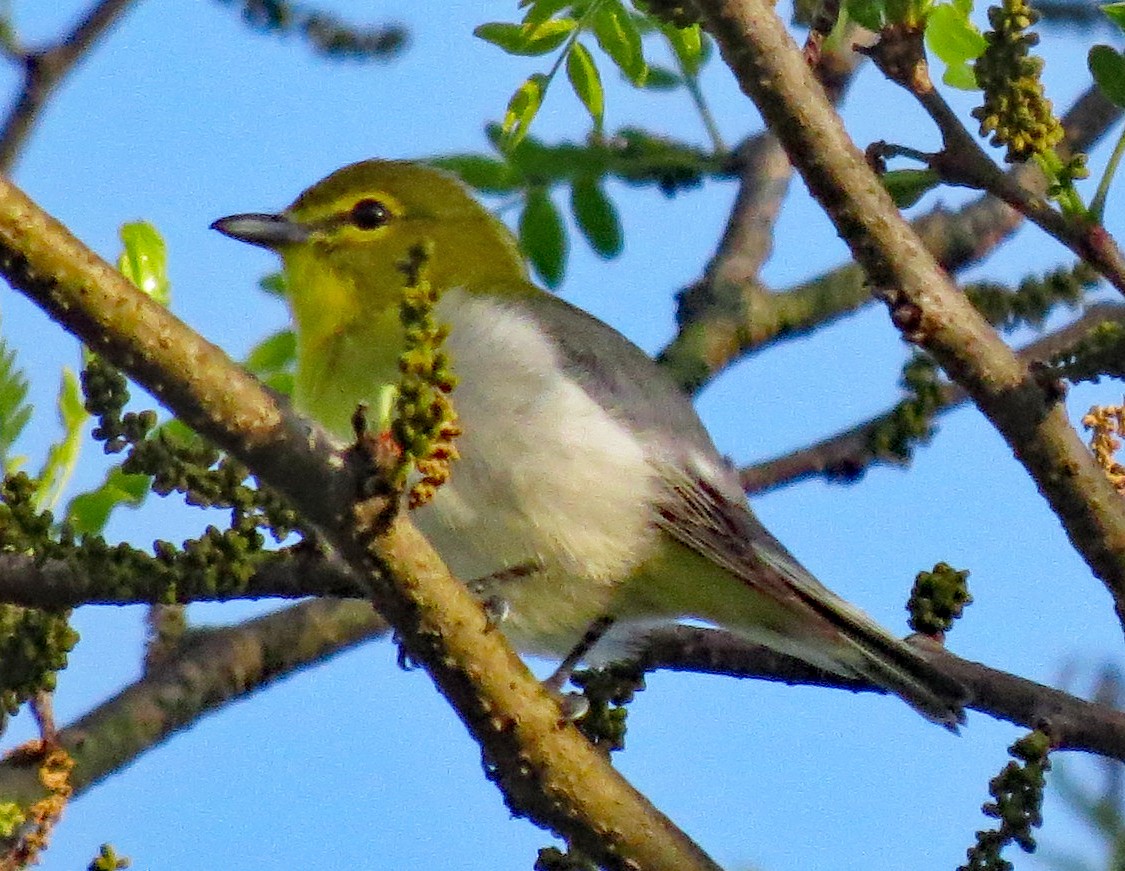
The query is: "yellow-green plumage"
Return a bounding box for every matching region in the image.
[213,159,967,727]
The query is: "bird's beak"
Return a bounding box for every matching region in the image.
[210,212,309,250]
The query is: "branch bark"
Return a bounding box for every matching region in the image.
[658,82,1122,394]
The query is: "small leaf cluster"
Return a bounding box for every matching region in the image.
[0,478,79,732]
[1086,5,1125,221]
[81,356,303,600]
[432,127,729,286]
[88,843,131,871]
[6,745,75,868]
[960,730,1052,871]
[926,0,988,89]
[570,665,645,752]
[0,333,30,474]
[0,600,77,732]
[215,0,407,61]
[906,562,972,635]
[1050,317,1125,384]
[867,353,944,463]
[964,261,1094,331]
[846,0,985,70]
[394,244,462,510]
[476,0,710,150]
[971,0,1063,163]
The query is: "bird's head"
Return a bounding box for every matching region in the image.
[213,159,528,332]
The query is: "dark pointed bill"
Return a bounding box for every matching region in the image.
[211,213,309,249]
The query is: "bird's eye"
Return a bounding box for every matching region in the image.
[349,198,391,230]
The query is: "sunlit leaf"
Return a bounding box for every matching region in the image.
[117,221,170,305]
[661,22,703,76]
[501,74,548,150]
[1102,1,1125,31]
[566,41,604,127]
[35,367,88,511]
[591,1,647,86]
[474,19,576,56]
[942,60,977,89]
[925,4,986,66]
[67,466,150,535]
[522,0,574,26]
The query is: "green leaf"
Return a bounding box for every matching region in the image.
[570,177,623,258]
[845,0,886,31]
[1090,44,1125,108]
[244,329,296,378]
[474,19,576,56]
[264,371,294,396]
[925,4,986,66]
[67,466,150,535]
[661,22,703,76]
[0,334,31,472]
[640,65,682,90]
[591,1,648,86]
[1103,1,1125,31]
[566,42,604,127]
[428,155,520,192]
[522,0,575,26]
[519,187,567,287]
[881,168,941,208]
[501,74,548,150]
[942,60,977,89]
[35,367,88,511]
[117,221,169,305]
[259,272,287,297]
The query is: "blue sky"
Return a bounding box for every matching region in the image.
[3,1,1124,869]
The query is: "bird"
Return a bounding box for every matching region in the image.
[212,158,966,727]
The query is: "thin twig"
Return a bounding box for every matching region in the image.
[740,303,1125,493]
[0,0,138,170]
[634,626,1125,760]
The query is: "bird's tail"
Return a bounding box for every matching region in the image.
[782,576,968,729]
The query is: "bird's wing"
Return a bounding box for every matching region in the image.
[653,466,967,726]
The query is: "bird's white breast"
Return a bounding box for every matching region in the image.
[411,290,662,654]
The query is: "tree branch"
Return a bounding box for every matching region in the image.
[0,599,386,805]
[740,302,1125,493]
[0,546,367,608]
[634,626,1125,760]
[694,0,1125,631]
[657,82,1122,394]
